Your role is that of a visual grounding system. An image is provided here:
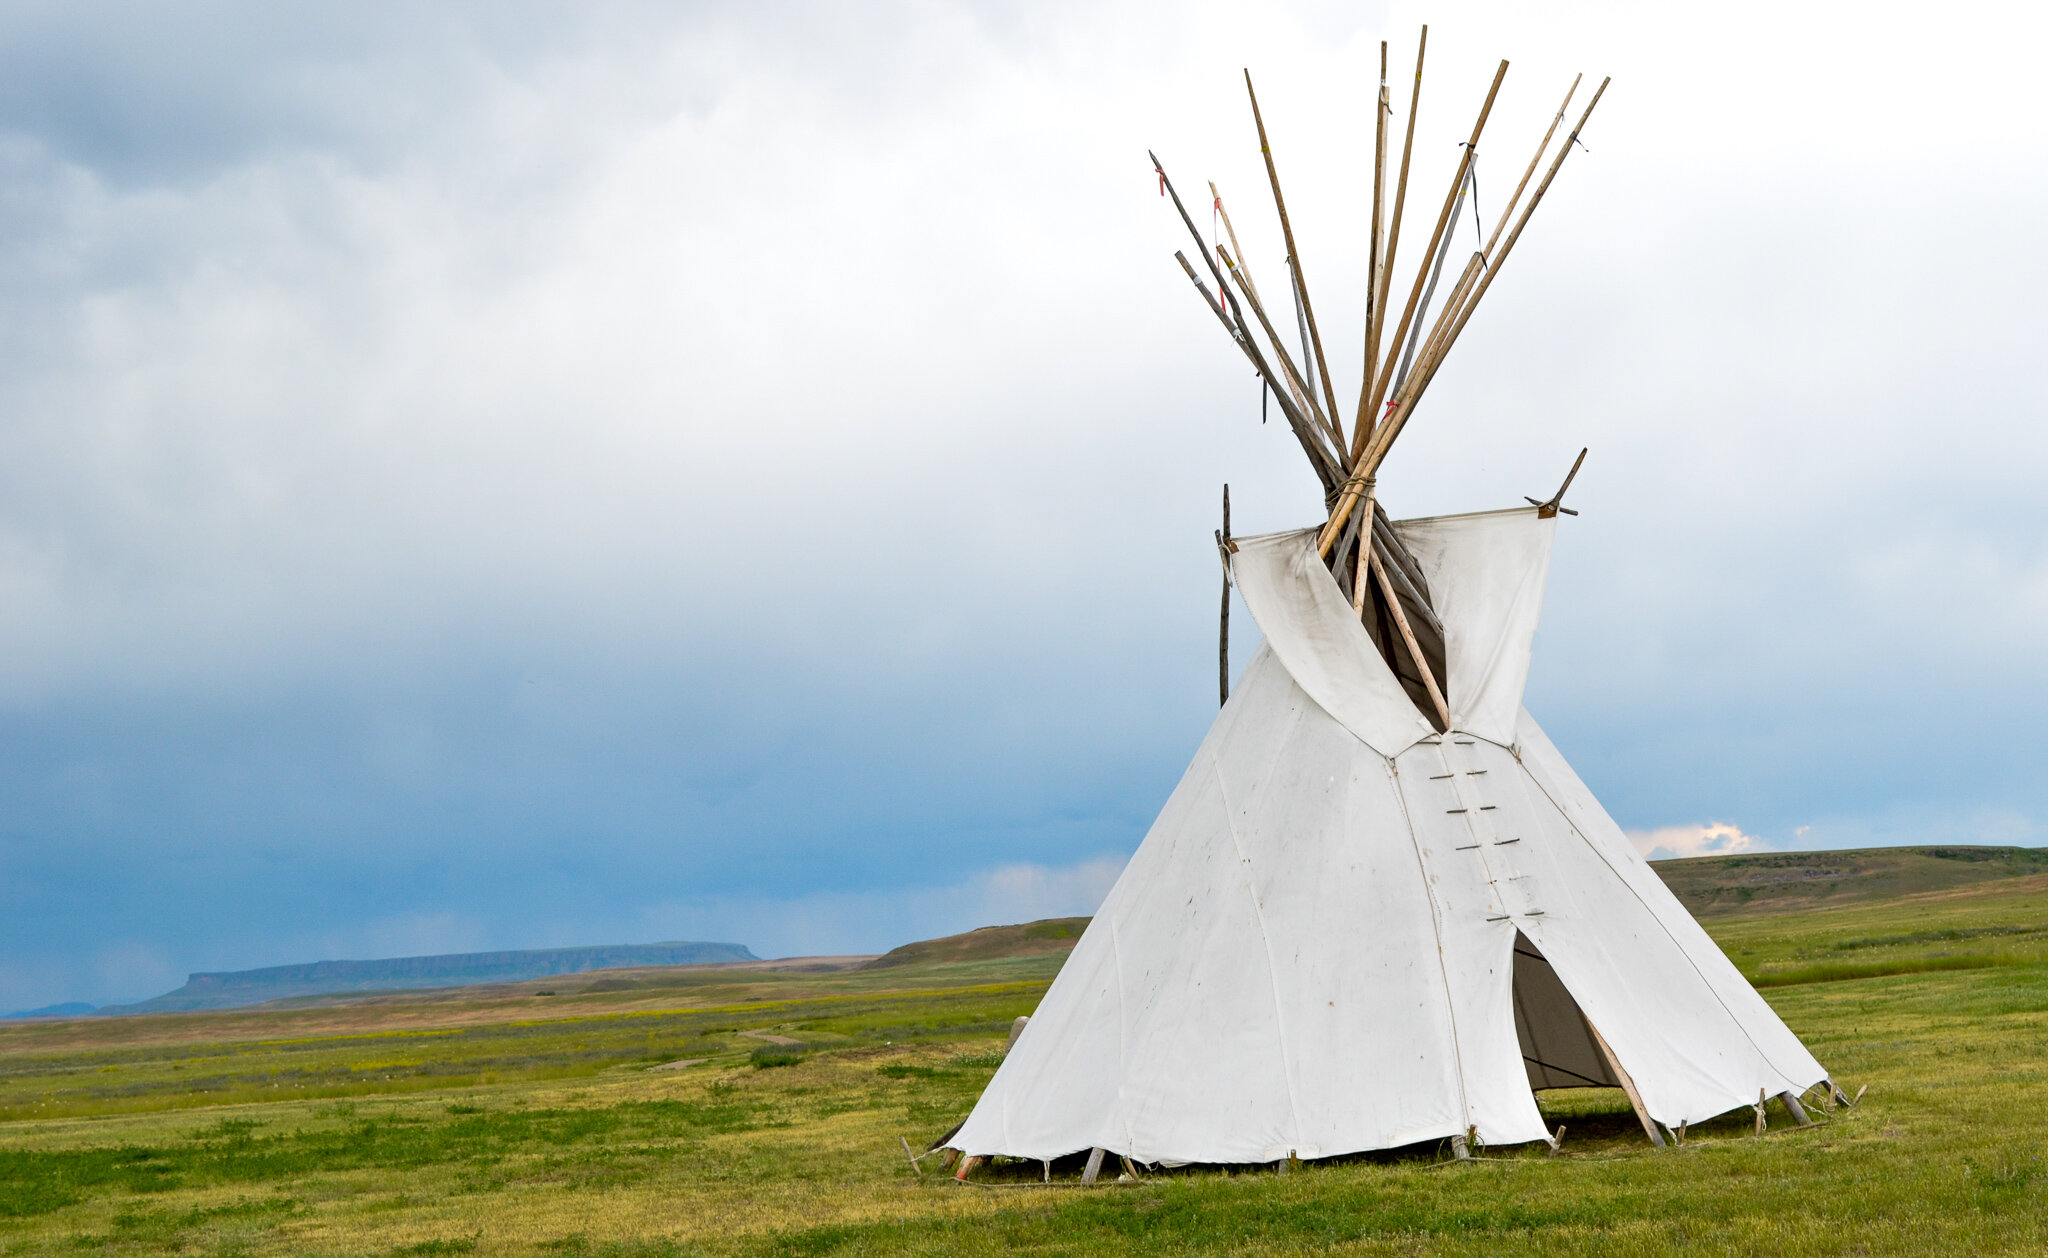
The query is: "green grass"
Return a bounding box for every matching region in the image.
[4,879,2048,1254]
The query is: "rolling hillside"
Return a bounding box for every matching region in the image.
[47,847,2048,1022]
[862,846,2048,969]
[1649,844,2048,916]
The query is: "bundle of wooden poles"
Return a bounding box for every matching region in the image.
[1160,29,1608,729]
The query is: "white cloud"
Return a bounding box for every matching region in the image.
[1626,821,1768,862]
[5,0,2048,1012]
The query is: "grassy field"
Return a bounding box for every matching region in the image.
[4,872,2048,1255]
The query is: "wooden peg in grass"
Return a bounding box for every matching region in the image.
[1779,1090,1814,1126]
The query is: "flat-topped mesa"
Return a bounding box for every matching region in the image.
[1152,31,1608,726]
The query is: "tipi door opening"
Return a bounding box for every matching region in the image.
[1511,931,1665,1146]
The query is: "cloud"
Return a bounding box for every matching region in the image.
[1626,822,1769,862]
[1,0,2046,1012]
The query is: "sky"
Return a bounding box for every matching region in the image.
[2,0,2046,1011]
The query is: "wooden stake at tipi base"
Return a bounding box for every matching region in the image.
[932,29,1845,1180]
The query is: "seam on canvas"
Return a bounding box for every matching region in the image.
[1515,741,1812,1098]
[1389,749,1474,1130]
[1207,737,1309,1154]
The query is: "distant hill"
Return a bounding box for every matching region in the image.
[103,941,758,1014]
[59,847,2048,1019]
[857,848,2048,972]
[1,1001,97,1021]
[1649,845,2048,916]
[860,918,1089,969]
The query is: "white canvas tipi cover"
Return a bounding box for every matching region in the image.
[953,507,1827,1164]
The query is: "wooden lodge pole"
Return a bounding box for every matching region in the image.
[1319,62,1508,556]
[1157,152,1343,482]
[1323,74,1609,555]
[1372,72,1575,418]
[1286,257,1321,428]
[1246,71,1346,451]
[1219,244,1336,444]
[1152,150,1231,299]
[1400,248,1484,400]
[1350,480,1377,615]
[1431,77,1614,377]
[1175,251,1344,488]
[1371,537,1450,730]
[1353,29,1428,456]
[1172,248,1235,335]
[1349,59,1508,473]
[1213,189,1321,425]
[1219,483,1231,708]
[1481,74,1582,262]
[1385,166,1474,400]
[1587,1022,1665,1148]
[1210,183,1258,303]
[1360,41,1390,436]
[1357,77,1610,476]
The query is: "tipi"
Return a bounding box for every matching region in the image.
[946,33,1839,1172]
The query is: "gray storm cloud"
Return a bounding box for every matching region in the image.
[0,0,2044,1009]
